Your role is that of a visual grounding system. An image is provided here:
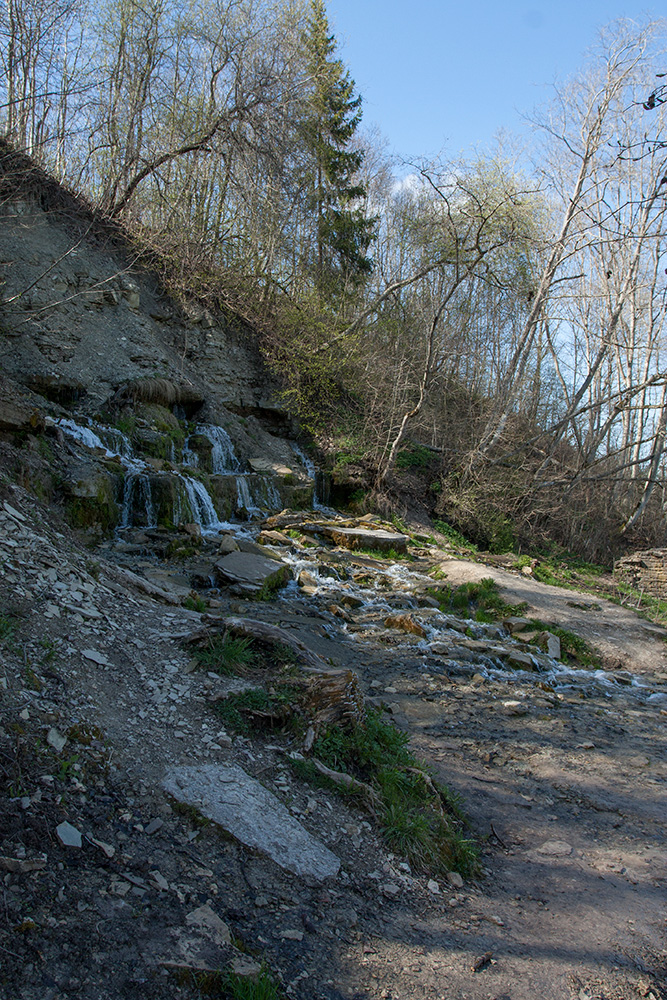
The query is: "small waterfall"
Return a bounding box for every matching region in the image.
[203,424,240,473]
[234,474,282,518]
[180,475,222,529]
[121,473,156,528]
[57,418,133,459]
[57,418,108,452]
[262,477,282,510]
[184,423,240,473]
[97,427,133,457]
[182,441,199,468]
[291,443,330,508]
[291,443,316,479]
[236,476,262,518]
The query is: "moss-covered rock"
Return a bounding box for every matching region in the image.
[63,466,120,534]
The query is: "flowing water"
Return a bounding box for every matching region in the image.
[183,423,241,473]
[56,415,303,533]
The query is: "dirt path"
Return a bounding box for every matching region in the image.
[437,556,667,678]
[247,552,667,999]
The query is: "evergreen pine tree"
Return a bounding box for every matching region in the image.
[304,0,376,298]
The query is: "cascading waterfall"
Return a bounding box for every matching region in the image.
[291,443,315,478]
[235,476,262,518]
[179,475,223,529]
[57,418,108,453]
[291,443,330,509]
[97,427,133,457]
[263,477,282,509]
[182,441,199,468]
[183,423,240,473]
[57,418,133,459]
[204,424,240,473]
[121,473,156,528]
[56,415,287,529]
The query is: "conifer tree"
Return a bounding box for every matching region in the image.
[304,0,375,299]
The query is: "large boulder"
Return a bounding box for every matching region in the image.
[321,525,409,554]
[214,551,290,596]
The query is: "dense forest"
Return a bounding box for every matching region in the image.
[3,0,667,561]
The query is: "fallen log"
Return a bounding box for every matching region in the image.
[308,758,381,817]
[103,563,181,605]
[183,615,365,728]
[184,615,330,672]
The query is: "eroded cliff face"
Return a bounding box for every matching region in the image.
[0,148,318,537]
[0,146,279,417]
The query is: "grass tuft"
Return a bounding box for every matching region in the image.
[293,709,478,878]
[529,620,601,669]
[172,965,285,999]
[431,577,528,622]
[192,633,256,676]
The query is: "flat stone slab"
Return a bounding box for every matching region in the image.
[320,526,408,554]
[163,764,340,881]
[214,551,289,591]
[248,458,293,476]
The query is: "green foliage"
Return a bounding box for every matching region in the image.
[296,710,477,877]
[268,303,354,435]
[432,519,477,551]
[214,685,299,735]
[390,513,409,533]
[303,0,376,297]
[355,545,411,561]
[184,594,207,613]
[530,549,606,587]
[432,577,527,622]
[192,634,255,675]
[174,965,285,999]
[395,444,433,469]
[332,444,365,478]
[436,477,517,553]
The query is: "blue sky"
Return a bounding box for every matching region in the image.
[327,1,661,163]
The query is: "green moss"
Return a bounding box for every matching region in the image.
[253,566,290,601]
[65,493,119,534]
[36,435,54,462]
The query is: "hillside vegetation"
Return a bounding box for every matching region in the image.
[3,4,667,561]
